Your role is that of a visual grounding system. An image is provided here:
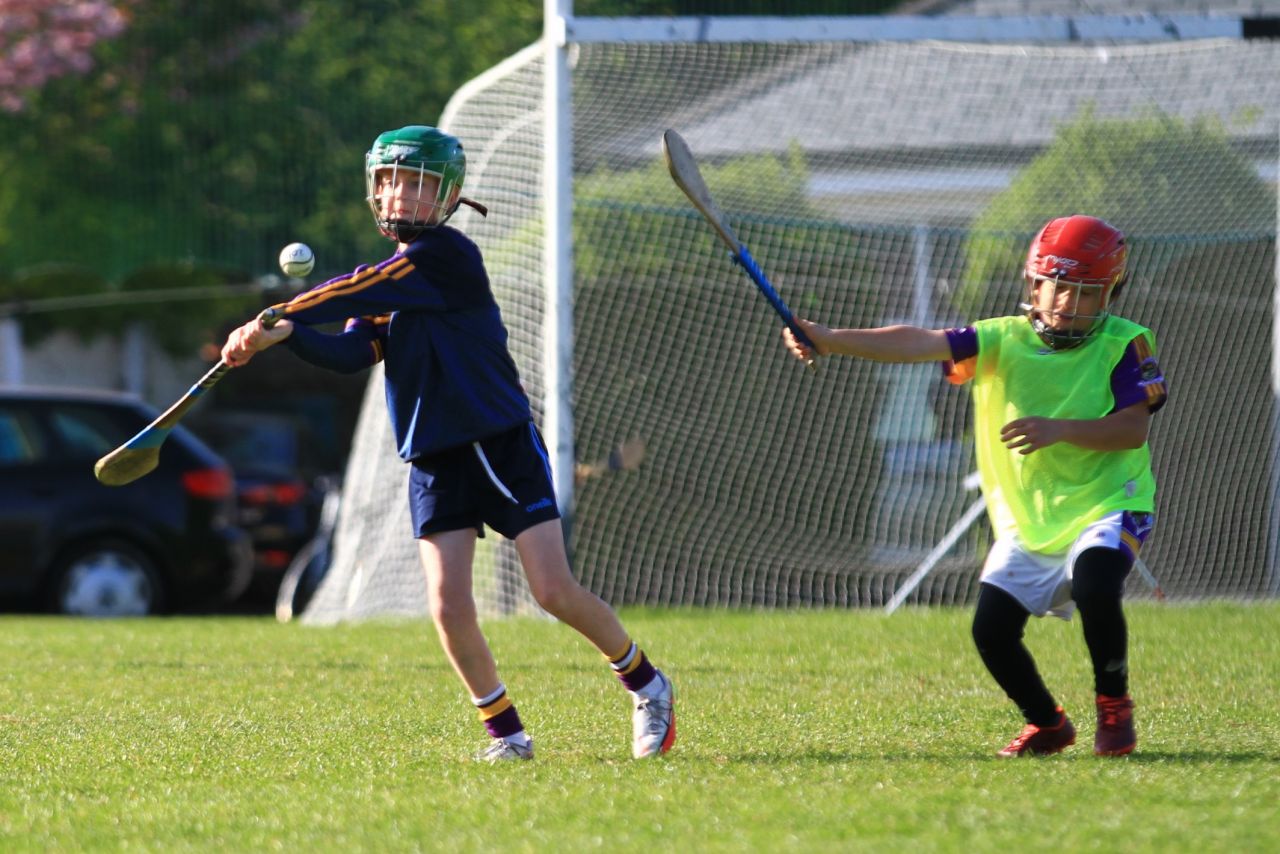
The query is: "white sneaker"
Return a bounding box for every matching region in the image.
[475,737,534,762]
[631,671,676,758]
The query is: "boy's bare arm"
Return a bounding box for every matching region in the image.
[784,320,952,363]
[1000,401,1151,455]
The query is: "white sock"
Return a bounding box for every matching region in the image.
[472,683,506,707]
[502,730,531,747]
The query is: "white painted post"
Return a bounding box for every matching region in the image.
[544,0,575,525]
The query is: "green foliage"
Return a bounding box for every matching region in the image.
[0,0,544,348]
[490,143,858,288]
[0,605,1276,849]
[0,0,901,349]
[960,110,1276,313]
[574,143,814,281]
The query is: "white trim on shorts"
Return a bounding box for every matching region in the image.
[527,423,555,485]
[472,441,519,504]
[980,511,1140,620]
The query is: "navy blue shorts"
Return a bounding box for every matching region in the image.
[408,422,561,540]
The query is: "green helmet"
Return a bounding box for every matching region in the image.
[365,125,466,241]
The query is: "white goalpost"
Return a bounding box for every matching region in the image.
[301,7,1280,623]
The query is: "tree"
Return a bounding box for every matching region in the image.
[0,0,898,349]
[959,109,1275,313]
[0,0,544,350]
[0,0,132,112]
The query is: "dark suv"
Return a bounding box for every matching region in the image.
[187,410,330,602]
[0,387,253,615]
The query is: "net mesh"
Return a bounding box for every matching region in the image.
[303,34,1280,623]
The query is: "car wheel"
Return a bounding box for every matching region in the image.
[49,540,164,617]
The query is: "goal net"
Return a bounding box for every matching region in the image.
[302,24,1280,623]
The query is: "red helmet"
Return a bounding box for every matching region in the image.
[1022,215,1128,349]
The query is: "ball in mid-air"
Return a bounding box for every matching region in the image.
[279,242,315,277]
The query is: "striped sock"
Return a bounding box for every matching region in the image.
[472,684,525,740]
[606,640,659,694]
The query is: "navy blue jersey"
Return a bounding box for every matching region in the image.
[273,226,532,459]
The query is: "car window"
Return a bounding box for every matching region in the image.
[194,416,302,475]
[47,405,129,458]
[0,407,47,464]
[222,427,298,469]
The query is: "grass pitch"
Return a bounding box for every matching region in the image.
[0,603,1276,851]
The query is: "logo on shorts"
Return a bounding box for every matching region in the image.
[525,497,554,513]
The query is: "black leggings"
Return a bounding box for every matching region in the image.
[1072,547,1132,698]
[971,547,1132,725]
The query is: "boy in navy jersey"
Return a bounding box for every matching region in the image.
[222,126,674,762]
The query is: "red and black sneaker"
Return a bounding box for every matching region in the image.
[1094,695,1137,756]
[997,707,1076,757]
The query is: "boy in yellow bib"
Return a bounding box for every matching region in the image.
[782,215,1167,757]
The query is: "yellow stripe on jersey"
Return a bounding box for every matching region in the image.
[1145,379,1166,408]
[339,314,391,364]
[285,257,410,311]
[285,263,389,311]
[1132,335,1151,360]
[1130,334,1167,409]
[281,257,413,314]
[343,313,392,332]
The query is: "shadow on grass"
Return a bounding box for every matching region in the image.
[717,748,1280,765]
[1118,750,1280,764]
[111,658,459,674]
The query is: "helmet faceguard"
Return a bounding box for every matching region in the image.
[1021,215,1128,350]
[365,126,466,242]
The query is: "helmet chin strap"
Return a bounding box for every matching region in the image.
[385,209,441,242]
[1029,312,1106,350]
[384,198,467,242]
[379,198,485,243]
[391,221,427,243]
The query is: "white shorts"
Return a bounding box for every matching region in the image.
[980,510,1154,620]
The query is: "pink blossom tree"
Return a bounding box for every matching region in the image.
[0,0,132,111]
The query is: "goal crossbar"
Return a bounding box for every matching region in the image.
[568,14,1277,45]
